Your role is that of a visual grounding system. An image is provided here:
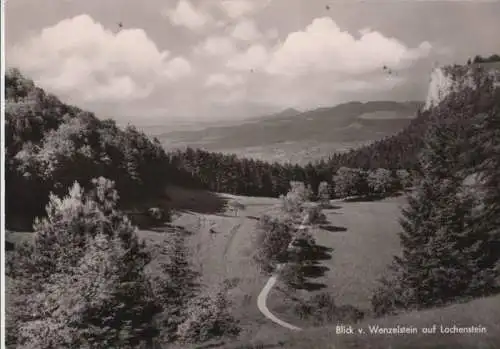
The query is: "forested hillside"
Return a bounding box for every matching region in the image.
[5,68,204,229]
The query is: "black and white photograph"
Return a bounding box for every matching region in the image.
[2,0,500,348]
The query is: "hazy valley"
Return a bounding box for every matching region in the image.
[151,101,420,164]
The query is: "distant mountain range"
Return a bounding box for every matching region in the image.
[157,100,422,164]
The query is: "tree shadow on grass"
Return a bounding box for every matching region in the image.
[293,244,334,261]
[165,186,228,215]
[284,243,334,291]
[323,203,343,210]
[343,192,402,203]
[216,213,242,218]
[292,262,331,291]
[147,224,194,235]
[344,195,384,202]
[301,264,329,278]
[294,281,327,291]
[320,224,348,233]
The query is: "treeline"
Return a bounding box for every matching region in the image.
[5,69,203,229]
[467,53,500,65]
[166,107,430,198]
[372,63,500,315]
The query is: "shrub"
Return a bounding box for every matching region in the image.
[367,168,393,197]
[227,199,246,216]
[317,181,331,207]
[333,167,367,198]
[253,215,294,274]
[176,283,240,344]
[294,293,364,325]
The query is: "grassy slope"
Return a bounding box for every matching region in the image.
[227,293,500,349]
[137,193,284,341]
[7,191,498,349]
[261,196,405,331]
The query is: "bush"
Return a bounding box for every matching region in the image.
[294,293,364,325]
[317,181,331,206]
[227,199,246,215]
[396,169,413,189]
[333,167,367,198]
[253,215,294,274]
[303,203,327,225]
[176,283,240,344]
[367,168,393,197]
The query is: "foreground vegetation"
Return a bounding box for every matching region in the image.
[6,179,240,348]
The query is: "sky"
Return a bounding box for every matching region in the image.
[5,0,500,125]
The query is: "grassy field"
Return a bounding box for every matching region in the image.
[263,195,406,329]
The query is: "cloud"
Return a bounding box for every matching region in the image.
[8,14,192,102]
[218,0,271,19]
[265,17,432,77]
[194,36,236,56]
[164,0,213,31]
[219,0,255,18]
[205,73,245,88]
[266,28,279,40]
[227,44,269,71]
[163,57,193,80]
[230,19,262,41]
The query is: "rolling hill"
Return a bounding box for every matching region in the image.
[157,101,422,165]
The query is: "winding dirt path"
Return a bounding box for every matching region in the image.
[223,221,242,257]
[256,216,310,331]
[257,264,303,331]
[256,198,348,330]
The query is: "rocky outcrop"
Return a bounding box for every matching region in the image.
[424,63,500,111]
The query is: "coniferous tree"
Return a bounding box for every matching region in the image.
[372,71,500,315]
[152,232,199,343]
[465,101,500,292]
[6,179,158,349]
